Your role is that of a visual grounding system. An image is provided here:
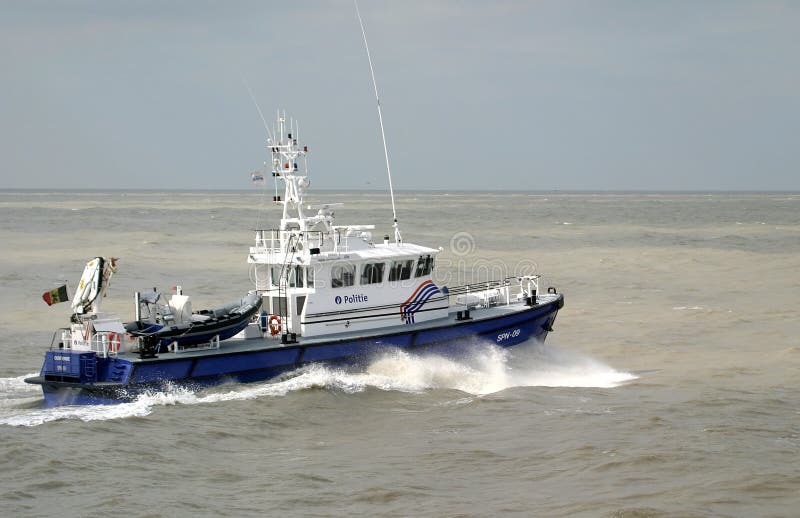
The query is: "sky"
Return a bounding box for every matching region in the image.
[1,0,798,191]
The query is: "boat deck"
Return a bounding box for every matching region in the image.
[117,294,561,364]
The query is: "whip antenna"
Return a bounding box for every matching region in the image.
[241,76,275,231]
[241,75,274,142]
[355,0,402,244]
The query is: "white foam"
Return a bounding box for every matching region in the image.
[0,373,43,410]
[193,344,637,400]
[507,353,638,389]
[0,373,40,396]
[363,347,512,394]
[0,344,636,426]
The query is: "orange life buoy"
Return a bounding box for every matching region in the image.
[108,332,120,352]
[268,315,282,336]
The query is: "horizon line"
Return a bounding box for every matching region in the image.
[2,187,799,195]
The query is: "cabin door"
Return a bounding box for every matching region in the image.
[288,295,306,335]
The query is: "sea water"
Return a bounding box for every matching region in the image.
[0,191,798,517]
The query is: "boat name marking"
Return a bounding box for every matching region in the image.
[53,355,71,361]
[496,329,522,343]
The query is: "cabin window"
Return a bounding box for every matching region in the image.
[270,296,287,315]
[291,265,306,288]
[270,266,282,287]
[271,265,306,287]
[361,262,385,285]
[415,255,434,277]
[306,266,315,288]
[331,263,355,288]
[388,259,413,282]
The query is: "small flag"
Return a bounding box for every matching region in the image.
[251,172,265,185]
[43,284,69,306]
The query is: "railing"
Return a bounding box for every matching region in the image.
[50,328,124,358]
[445,276,541,309]
[252,229,325,254]
[444,278,512,297]
[251,228,376,257]
[518,275,540,299]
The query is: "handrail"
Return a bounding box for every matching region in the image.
[50,329,122,358]
[444,279,512,296]
[252,229,325,253]
[251,228,376,256]
[444,276,540,309]
[49,328,70,349]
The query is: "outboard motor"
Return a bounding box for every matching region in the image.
[138,335,160,359]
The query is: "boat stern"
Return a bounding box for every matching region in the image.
[25,349,134,406]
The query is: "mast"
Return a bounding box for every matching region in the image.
[355,0,402,244]
[269,115,310,231]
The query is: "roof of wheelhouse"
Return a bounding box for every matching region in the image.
[312,242,440,262]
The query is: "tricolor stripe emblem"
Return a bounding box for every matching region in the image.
[400,280,441,324]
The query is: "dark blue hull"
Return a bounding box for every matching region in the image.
[28,296,562,406]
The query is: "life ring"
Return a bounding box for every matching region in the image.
[108,332,120,352]
[268,315,282,336]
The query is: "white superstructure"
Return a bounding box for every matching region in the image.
[248,116,449,341]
